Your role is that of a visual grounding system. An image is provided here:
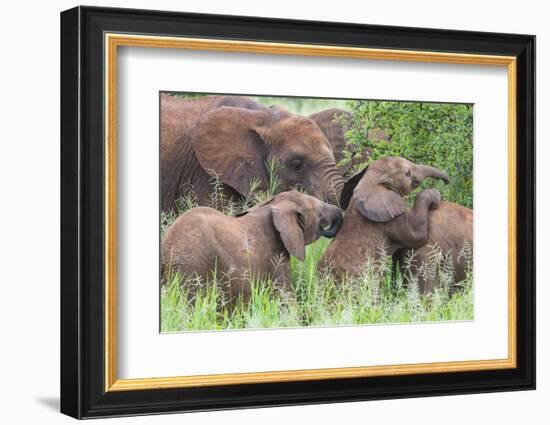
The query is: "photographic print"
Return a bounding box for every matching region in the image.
[160,93,474,332]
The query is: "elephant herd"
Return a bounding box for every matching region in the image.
[161,94,473,305]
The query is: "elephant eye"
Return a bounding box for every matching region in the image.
[290,158,304,172]
[405,169,412,177]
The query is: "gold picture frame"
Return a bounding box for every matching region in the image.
[104,33,517,392]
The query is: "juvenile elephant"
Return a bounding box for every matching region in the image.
[161,95,344,212]
[320,157,449,279]
[162,191,343,304]
[395,202,473,293]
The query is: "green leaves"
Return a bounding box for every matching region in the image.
[344,101,474,208]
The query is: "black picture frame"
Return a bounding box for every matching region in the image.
[60,5,535,419]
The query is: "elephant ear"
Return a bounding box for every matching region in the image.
[339,166,368,210]
[193,106,271,196]
[355,184,407,223]
[271,201,306,261]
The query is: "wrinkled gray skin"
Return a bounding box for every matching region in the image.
[161,95,344,212]
[162,191,343,305]
[395,202,473,293]
[320,157,449,280]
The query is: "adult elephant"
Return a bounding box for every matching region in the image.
[320,157,449,280]
[395,203,473,293]
[161,95,344,212]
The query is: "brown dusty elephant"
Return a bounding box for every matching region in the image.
[161,95,344,212]
[309,108,388,177]
[395,202,473,293]
[319,156,449,280]
[162,191,343,304]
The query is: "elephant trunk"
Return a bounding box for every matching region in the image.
[320,205,343,238]
[319,165,345,206]
[417,164,450,184]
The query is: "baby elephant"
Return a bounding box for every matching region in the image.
[162,191,343,304]
[395,201,473,293]
[320,156,449,279]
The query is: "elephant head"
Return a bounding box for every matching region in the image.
[340,156,449,222]
[192,105,345,205]
[268,191,343,260]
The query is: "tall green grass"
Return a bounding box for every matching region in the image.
[161,234,474,333]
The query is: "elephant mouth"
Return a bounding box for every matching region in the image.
[319,214,343,238]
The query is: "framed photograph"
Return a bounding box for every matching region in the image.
[60,6,535,419]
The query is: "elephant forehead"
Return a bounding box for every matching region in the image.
[276,190,320,206]
[282,133,334,157]
[275,117,327,140]
[374,156,410,170]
